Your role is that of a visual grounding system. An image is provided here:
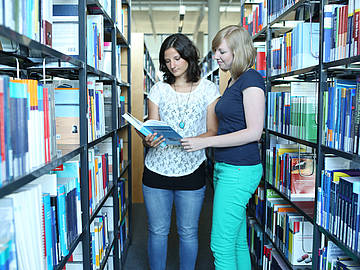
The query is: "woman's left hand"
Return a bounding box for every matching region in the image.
[181,137,208,152]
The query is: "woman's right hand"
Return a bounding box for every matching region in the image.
[142,132,165,148]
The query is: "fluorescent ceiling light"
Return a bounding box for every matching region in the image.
[179,5,186,15]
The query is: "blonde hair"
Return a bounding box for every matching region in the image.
[212,25,256,80]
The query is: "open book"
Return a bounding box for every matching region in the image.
[122,112,182,146]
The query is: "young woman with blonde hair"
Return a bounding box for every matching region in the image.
[181,25,265,270]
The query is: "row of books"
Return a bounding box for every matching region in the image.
[262,244,293,270]
[143,74,155,95]
[52,5,105,70]
[265,142,316,201]
[318,239,360,270]
[265,189,314,267]
[144,50,156,82]
[0,157,127,269]
[103,84,126,133]
[323,3,360,63]
[0,0,44,43]
[103,42,122,81]
[255,44,266,78]
[201,53,218,77]
[96,136,125,184]
[0,159,82,270]
[316,155,360,253]
[0,0,125,49]
[55,179,128,270]
[91,215,110,270]
[0,77,57,184]
[268,0,300,23]
[118,179,126,222]
[56,79,126,154]
[267,77,360,155]
[0,74,126,183]
[54,79,107,155]
[86,15,105,70]
[270,22,320,75]
[248,184,266,226]
[118,216,128,255]
[247,217,264,267]
[323,78,360,154]
[267,82,318,142]
[88,149,110,216]
[242,0,267,37]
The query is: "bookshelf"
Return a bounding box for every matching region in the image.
[242,0,360,269]
[0,0,132,269]
[130,32,158,203]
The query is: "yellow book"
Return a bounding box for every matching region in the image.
[275,144,305,190]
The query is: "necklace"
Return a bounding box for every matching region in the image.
[173,82,193,129]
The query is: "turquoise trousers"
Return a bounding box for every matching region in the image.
[211,162,262,270]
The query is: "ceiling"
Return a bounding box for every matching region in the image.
[131,0,243,35]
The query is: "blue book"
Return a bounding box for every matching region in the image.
[43,193,54,269]
[330,180,339,234]
[95,90,100,138]
[53,4,78,18]
[296,23,303,70]
[50,205,58,266]
[340,87,347,151]
[54,161,81,239]
[38,84,44,164]
[9,81,20,178]
[334,80,357,149]
[54,81,79,105]
[330,7,337,61]
[1,77,11,181]
[122,112,182,146]
[327,86,335,147]
[57,184,69,257]
[301,23,320,68]
[324,5,333,62]
[346,87,356,152]
[94,23,98,69]
[347,2,354,58]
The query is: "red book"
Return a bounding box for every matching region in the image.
[102,154,107,193]
[89,169,93,215]
[343,5,349,59]
[43,87,50,163]
[355,9,360,55]
[290,154,316,201]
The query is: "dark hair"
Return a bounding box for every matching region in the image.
[159,34,201,84]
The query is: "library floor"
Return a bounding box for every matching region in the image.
[123,183,257,270]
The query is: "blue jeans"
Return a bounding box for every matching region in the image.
[142,184,206,270]
[211,162,262,270]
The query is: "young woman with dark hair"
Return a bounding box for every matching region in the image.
[137,33,220,270]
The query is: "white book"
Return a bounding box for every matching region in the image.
[52,22,79,56]
[32,174,57,195]
[0,198,18,269]
[8,184,45,270]
[4,0,15,31]
[0,0,3,25]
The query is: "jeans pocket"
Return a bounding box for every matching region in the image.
[236,164,262,194]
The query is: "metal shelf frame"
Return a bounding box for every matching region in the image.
[0,0,132,269]
[240,0,360,269]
